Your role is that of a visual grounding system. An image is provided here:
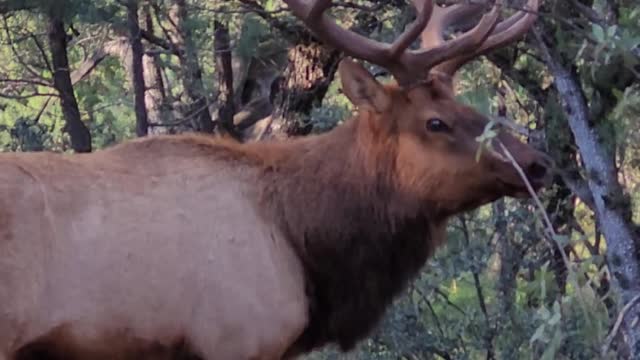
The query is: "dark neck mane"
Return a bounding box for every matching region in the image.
[255,117,443,354]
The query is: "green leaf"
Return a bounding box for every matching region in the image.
[552,234,570,247]
[548,301,562,326]
[530,324,547,344]
[541,328,564,360]
[592,24,605,42]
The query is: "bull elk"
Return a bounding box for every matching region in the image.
[0,0,547,359]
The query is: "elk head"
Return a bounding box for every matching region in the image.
[284,0,549,215]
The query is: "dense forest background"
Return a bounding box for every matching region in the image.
[0,0,639,359]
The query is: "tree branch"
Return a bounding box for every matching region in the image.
[140,28,180,55]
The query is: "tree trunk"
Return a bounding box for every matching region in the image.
[214,20,240,140]
[126,0,149,137]
[141,2,173,135]
[168,0,214,133]
[535,28,640,357]
[262,39,340,139]
[47,9,91,153]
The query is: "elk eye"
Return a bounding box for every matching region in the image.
[425,118,450,132]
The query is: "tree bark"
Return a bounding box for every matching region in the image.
[126,0,149,137]
[47,8,91,153]
[535,28,640,357]
[262,39,340,139]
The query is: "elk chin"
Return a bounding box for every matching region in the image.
[498,178,545,199]
[438,190,503,216]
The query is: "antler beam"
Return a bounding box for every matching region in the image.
[284,0,540,86]
[283,0,435,77]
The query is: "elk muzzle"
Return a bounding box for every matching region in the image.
[492,135,552,197]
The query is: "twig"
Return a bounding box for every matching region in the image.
[601,294,640,356]
[489,115,529,137]
[30,33,52,72]
[0,92,58,100]
[0,77,51,87]
[497,141,571,270]
[434,287,467,316]
[498,140,607,343]
[413,286,445,336]
[1,15,43,80]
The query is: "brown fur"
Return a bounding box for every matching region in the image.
[0,63,549,359]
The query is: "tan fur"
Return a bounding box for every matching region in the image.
[0,63,549,360]
[0,140,308,360]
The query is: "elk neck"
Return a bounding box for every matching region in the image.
[250,113,449,354]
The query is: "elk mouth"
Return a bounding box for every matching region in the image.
[499,176,547,199]
[494,152,551,198]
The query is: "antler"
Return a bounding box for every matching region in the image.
[283,0,540,87]
[426,0,541,76]
[283,0,501,86]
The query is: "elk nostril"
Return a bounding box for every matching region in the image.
[527,161,548,180]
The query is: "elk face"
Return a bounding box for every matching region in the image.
[392,79,550,212]
[339,59,550,214]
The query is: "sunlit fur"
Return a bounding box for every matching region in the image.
[0,62,549,360]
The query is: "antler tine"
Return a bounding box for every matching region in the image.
[414,0,484,48]
[283,0,435,84]
[476,0,540,53]
[434,0,540,75]
[388,1,435,59]
[403,0,502,80]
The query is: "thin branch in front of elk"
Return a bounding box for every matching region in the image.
[497,140,611,339]
[497,141,571,268]
[488,115,529,137]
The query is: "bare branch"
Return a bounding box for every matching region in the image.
[0,77,50,87]
[140,28,180,55]
[0,91,58,99]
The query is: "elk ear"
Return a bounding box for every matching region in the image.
[339,58,390,113]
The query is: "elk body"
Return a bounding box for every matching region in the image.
[1,1,547,359]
